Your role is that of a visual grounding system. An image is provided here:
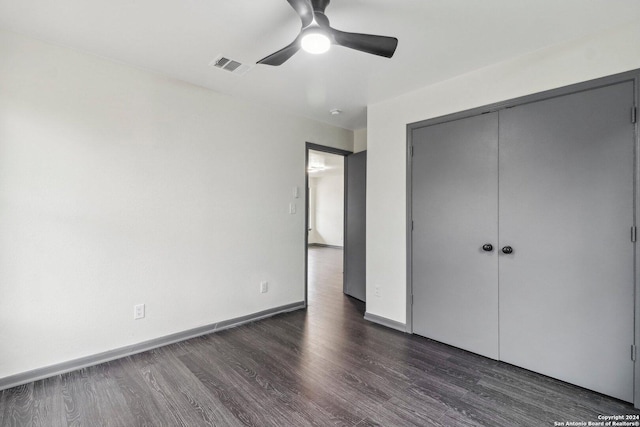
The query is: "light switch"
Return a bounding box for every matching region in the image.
[293,186,299,199]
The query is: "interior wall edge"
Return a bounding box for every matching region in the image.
[363,311,407,333]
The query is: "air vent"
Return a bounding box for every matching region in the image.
[209,55,252,76]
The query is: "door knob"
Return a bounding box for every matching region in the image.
[502,246,513,254]
[482,244,493,252]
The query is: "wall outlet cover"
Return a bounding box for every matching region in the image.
[134,303,145,319]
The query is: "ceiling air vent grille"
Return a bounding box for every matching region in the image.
[210,55,252,76]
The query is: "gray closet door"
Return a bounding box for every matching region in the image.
[344,151,366,301]
[499,81,635,402]
[412,113,499,359]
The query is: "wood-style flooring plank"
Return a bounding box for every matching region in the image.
[183,328,359,426]
[0,384,35,427]
[30,376,67,427]
[108,357,169,427]
[60,364,136,427]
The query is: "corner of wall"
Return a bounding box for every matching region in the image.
[354,128,368,153]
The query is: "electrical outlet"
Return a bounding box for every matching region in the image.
[289,203,297,214]
[375,287,381,298]
[260,281,268,293]
[134,303,145,319]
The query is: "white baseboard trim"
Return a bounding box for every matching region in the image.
[0,301,305,391]
[364,311,408,333]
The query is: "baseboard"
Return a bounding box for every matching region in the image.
[364,311,408,333]
[308,243,343,249]
[0,301,305,391]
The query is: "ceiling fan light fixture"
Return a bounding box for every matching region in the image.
[301,32,331,54]
[256,0,398,66]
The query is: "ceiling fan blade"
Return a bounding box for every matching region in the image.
[257,37,301,66]
[287,0,314,27]
[331,29,398,58]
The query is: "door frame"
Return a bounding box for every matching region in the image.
[305,142,353,306]
[406,69,640,407]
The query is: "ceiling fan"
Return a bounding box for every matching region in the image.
[257,0,398,66]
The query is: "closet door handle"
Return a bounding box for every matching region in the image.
[502,246,513,254]
[482,244,493,252]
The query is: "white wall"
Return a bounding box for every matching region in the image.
[0,29,353,379]
[310,173,344,246]
[366,21,640,325]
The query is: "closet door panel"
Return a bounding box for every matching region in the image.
[412,113,499,359]
[498,82,635,402]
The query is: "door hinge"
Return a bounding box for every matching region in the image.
[411,294,414,306]
[632,106,637,124]
[632,345,637,362]
[412,220,414,231]
[410,146,414,157]
[632,226,637,243]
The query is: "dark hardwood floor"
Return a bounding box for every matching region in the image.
[1,246,639,426]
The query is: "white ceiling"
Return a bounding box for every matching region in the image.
[1,0,638,130]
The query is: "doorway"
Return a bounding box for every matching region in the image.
[308,150,345,249]
[304,143,354,306]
